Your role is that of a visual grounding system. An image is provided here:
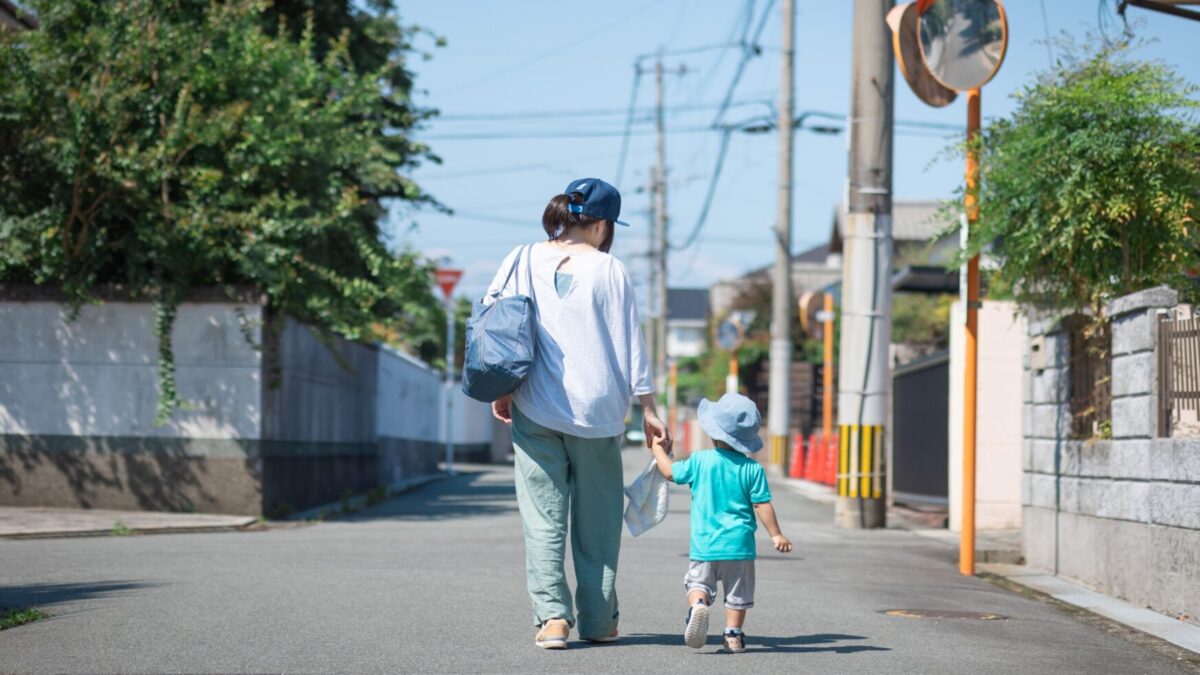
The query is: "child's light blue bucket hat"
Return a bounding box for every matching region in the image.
[697,393,763,455]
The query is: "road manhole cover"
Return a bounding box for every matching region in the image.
[882,609,1007,620]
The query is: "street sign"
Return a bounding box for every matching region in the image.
[435,269,463,301]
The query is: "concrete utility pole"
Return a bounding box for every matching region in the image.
[647,168,659,383]
[836,0,894,529]
[654,50,669,388]
[767,0,795,466]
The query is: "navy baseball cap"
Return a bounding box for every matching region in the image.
[564,178,630,227]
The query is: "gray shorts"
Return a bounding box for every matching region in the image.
[683,560,755,610]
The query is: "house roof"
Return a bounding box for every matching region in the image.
[667,288,709,322]
[740,242,832,280]
[0,0,37,30]
[830,201,949,253]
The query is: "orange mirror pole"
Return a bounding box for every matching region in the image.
[960,88,982,576]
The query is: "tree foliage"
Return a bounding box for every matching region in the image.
[958,40,1200,314]
[0,0,444,420]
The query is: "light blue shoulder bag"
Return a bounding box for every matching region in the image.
[461,245,538,402]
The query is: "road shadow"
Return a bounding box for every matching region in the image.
[585,632,890,655]
[343,468,517,522]
[0,580,152,609]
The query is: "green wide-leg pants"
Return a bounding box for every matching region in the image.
[511,405,623,638]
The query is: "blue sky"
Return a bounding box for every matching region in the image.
[391,1,1200,306]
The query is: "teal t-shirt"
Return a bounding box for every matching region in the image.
[672,448,772,561]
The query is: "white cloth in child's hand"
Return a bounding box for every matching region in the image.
[623,459,670,537]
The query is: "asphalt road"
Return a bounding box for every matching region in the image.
[1,448,1193,674]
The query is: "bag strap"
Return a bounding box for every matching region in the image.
[487,245,529,301]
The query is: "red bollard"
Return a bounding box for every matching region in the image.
[788,434,805,479]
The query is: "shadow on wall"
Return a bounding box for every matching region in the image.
[0,434,257,514]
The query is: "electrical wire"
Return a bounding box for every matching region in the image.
[1039,0,1055,67]
[712,0,776,128]
[438,0,666,96]
[615,67,644,190]
[668,127,733,251]
[435,98,771,122]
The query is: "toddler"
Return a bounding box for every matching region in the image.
[650,393,791,652]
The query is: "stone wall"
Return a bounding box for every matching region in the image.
[1022,286,1200,625]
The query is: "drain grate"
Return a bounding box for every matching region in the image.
[882,609,1008,620]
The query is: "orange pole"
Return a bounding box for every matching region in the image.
[822,293,835,439]
[960,89,981,576]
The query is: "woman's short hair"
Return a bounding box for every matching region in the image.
[542,192,613,252]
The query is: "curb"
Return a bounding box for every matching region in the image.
[981,563,1200,658]
[0,519,257,541]
[287,473,447,522]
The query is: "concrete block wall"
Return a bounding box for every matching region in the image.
[1022,286,1200,626]
[0,292,492,516]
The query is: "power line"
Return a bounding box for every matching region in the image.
[421,125,722,141]
[669,127,733,251]
[712,0,777,128]
[667,0,777,255]
[615,67,644,190]
[436,99,771,122]
[1039,0,1055,67]
[438,0,666,96]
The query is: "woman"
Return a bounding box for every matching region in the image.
[488,177,670,649]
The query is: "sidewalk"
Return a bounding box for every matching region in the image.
[0,506,255,539]
[785,477,1200,661]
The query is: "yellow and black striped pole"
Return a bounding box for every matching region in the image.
[837,424,885,500]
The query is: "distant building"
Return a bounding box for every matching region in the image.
[710,243,841,319]
[666,288,709,359]
[0,0,37,30]
[709,200,954,318]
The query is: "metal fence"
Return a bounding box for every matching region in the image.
[1067,316,1111,439]
[1157,312,1200,437]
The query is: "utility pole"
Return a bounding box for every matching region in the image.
[836,0,894,529]
[647,168,659,384]
[654,50,669,389]
[767,0,795,467]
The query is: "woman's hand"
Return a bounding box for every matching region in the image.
[492,394,513,424]
[643,409,671,453]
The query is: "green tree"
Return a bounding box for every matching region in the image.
[0,0,443,420]
[958,40,1200,314]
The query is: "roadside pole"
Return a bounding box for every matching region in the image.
[767,0,796,467]
[961,89,982,575]
[836,0,894,529]
[654,51,669,391]
[436,268,462,476]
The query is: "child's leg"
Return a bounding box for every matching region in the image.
[688,589,709,606]
[725,607,746,629]
[720,561,755,633]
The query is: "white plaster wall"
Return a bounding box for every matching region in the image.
[667,321,706,359]
[0,301,262,439]
[376,346,442,443]
[949,299,1025,531]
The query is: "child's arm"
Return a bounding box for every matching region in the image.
[753,501,792,553]
[650,437,673,481]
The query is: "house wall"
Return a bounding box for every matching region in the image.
[948,300,1025,531]
[1022,287,1200,626]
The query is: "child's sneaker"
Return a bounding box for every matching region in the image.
[723,629,746,653]
[683,602,709,648]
